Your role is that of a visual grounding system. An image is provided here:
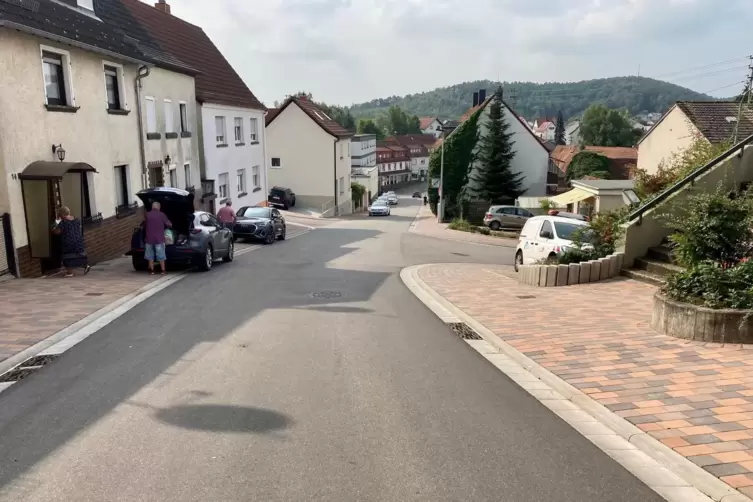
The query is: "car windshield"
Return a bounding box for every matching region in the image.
[373,202,387,207]
[554,221,586,241]
[237,207,270,218]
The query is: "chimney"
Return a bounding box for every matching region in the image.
[478,89,487,103]
[155,0,171,14]
[472,92,479,107]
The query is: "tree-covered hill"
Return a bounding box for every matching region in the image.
[347,77,715,121]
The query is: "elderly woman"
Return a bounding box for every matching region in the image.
[52,206,91,278]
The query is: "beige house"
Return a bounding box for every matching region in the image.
[637,101,753,175]
[265,96,353,217]
[551,179,636,217]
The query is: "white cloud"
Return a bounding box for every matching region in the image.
[162,0,753,106]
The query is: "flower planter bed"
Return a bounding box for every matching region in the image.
[651,293,753,343]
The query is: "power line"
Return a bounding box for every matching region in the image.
[647,56,751,80]
[700,81,746,95]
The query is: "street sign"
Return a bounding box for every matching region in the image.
[430,178,440,188]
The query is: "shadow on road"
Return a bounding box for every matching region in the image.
[154,404,293,434]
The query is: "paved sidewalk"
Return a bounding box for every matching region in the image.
[416,263,753,500]
[0,257,168,366]
[410,204,518,247]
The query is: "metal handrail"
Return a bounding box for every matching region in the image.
[629,133,753,224]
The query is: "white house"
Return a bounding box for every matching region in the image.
[420,117,444,138]
[266,96,353,217]
[0,0,150,277]
[458,90,551,197]
[383,135,434,181]
[123,0,269,213]
[565,120,581,145]
[534,121,556,142]
[351,134,376,168]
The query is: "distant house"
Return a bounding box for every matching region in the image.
[637,101,753,175]
[351,134,378,205]
[551,145,638,180]
[384,135,435,181]
[534,121,556,142]
[565,120,581,145]
[420,117,443,138]
[376,142,412,187]
[265,96,353,217]
[551,179,636,217]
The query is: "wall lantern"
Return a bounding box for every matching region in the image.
[52,144,66,162]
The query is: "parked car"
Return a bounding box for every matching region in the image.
[368,200,391,216]
[268,186,296,209]
[514,215,590,272]
[483,205,533,231]
[412,192,421,198]
[127,187,233,272]
[387,194,398,205]
[233,206,286,244]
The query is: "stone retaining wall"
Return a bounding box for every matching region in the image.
[651,293,753,343]
[518,253,624,287]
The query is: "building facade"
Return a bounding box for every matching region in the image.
[420,117,443,138]
[351,134,376,168]
[383,135,434,182]
[376,143,412,187]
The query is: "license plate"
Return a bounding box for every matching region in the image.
[272,197,280,200]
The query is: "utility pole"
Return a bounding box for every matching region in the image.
[733,55,753,143]
[437,128,445,223]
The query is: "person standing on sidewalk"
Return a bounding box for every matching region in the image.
[52,206,91,278]
[217,200,236,233]
[144,201,172,275]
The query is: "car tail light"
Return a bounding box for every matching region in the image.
[484,213,492,219]
[548,210,559,216]
[190,228,202,234]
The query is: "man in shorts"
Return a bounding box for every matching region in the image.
[144,201,172,275]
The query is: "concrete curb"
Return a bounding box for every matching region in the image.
[408,209,518,249]
[401,263,751,502]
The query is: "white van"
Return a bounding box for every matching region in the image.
[514,215,590,271]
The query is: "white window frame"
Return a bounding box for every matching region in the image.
[169,165,178,188]
[77,0,94,10]
[145,96,157,133]
[271,157,281,169]
[236,168,246,194]
[218,172,229,199]
[102,60,127,111]
[339,176,345,194]
[249,118,258,143]
[113,165,130,208]
[179,101,189,133]
[252,165,260,189]
[164,99,174,133]
[234,117,243,144]
[184,163,191,189]
[215,116,227,145]
[40,45,75,107]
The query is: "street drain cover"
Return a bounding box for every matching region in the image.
[0,354,60,383]
[448,322,482,340]
[311,291,342,299]
[517,295,536,300]
[85,292,104,296]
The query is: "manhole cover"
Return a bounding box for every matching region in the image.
[311,291,342,299]
[0,354,59,383]
[517,295,536,300]
[448,322,483,340]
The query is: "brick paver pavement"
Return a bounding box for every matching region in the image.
[0,257,162,365]
[418,263,753,498]
[411,205,518,247]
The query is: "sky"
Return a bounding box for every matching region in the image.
[162,0,753,107]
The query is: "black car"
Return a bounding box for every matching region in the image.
[233,206,286,244]
[412,192,421,198]
[126,187,234,272]
[268,186,296,209]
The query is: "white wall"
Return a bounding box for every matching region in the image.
[0,30,141,248]
[411,155,429,179]
[141,67,200,196]
[201,103,267,208]
[422,119,442,138]
[351,136,376,167]
[266,101,352,213]
[466,100,549,197]
[637,106,699,176]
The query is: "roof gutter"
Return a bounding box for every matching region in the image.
[333,139,340,216]
[135,65,151,189]
[0,21,149,66]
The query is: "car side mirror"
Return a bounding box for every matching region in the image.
[540,230,553,239]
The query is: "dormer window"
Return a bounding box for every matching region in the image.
[78,0,94,10]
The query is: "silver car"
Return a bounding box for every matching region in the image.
[483,205,533,231]
[369,201,391,216]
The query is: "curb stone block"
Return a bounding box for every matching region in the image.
[568,263,580,285]
[614,252,624,274]
[579,262,592,284]
[608,254,619,277]
[590,261,601,283]
[538,266,546,286]
[599,257,611,281]
[556,265,569,286]
[545,266,557,287]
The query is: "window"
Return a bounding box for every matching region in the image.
[184,163,191,188]
[516,208,533,217]
[169,167,178,188]
[164,99,174,133]
[252,165,260,189]
[42,51,66,106]
[114,165,129,207]
[271,157,281,169]
[498,207,515,215]
[339,142,344,158]
[249,118,258,142]
[215,116,226,145]
[179,103,188,133]
[104,65,121,110]
[540,220,554,238]
[77,0,94,9]
[218,173,229,199]
[237,168,246,194]
[234,117,243,143]
[339,176,345,194]
[145,97,157,133]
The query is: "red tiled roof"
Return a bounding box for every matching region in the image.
[551,145,637,179]
[120,0,265,110]
[265,96,352,138]
[384,135,437,147]
[419,117,439,130]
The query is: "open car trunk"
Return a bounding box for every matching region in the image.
[136,187,194,244]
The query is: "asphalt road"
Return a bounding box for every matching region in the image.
[0,188,662,501]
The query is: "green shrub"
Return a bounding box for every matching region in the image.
[477,226,491,235]
[556,207,628,265]
[447,218,475,232]
[663,260,753,309]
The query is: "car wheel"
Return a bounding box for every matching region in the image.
[546,253,558,265]
[490,221,501,231]
[265,228,275,245]
[198,246,213,271]
[514,251,523,272]
[291,198,296,207]
[132,255,148,272]
[283,203,289,210]
[223,240,234,262]
[278,225,286,240]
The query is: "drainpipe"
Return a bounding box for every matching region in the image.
[135,65,151,190]
[261,110,269,206]
[334,138,340,216]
